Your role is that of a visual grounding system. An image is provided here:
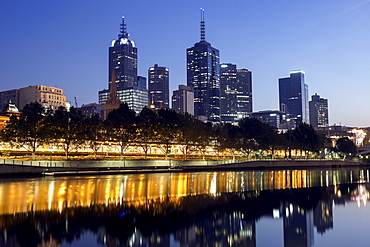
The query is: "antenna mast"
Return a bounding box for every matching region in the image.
[200,8,205,41]
[119,16,129,39]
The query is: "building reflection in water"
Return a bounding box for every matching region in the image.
[0,168,369,246]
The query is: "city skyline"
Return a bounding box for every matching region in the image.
[1,1,370,126]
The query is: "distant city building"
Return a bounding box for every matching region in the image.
[109,16,138,89]
[77,103,105,119]
[220,63,252,123]
[0,89,19,112]
[309,93,329,128]
[172,85,194,115]
[0,85,66,111]
[137,76,147,89]
[99,16,147,113]
[0,103,20,129]
[187,9,220,122]
[99,87,147,114]
[279,70,309,125]
[148,64,169,109]
[252,110,286,129]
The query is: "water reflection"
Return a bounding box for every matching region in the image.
[0,168,369,246]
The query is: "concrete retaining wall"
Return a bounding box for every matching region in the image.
[0,159,361,175]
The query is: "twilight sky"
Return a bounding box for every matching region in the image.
[1,0,370,126]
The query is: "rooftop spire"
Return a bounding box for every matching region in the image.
[104,69,121,119]
[200,8,205,41]
[119,15,129,39]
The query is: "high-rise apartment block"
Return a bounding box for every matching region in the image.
[172,85,194,115]
[148,64,169,109]
[309,93,329,128]
[187,9,220,122]
[220,63,252,123]
[99,16,148,114]
[279,70,309,125]
[0,85,66,111]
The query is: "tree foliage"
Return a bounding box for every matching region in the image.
[1,102,50,159]
[1,102,328,160]
[336,137,357,155]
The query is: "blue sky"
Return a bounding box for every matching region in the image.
[1,0,369,126]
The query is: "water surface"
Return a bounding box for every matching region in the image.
[0,168,369,246]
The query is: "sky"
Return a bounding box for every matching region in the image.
[1,0,370,127]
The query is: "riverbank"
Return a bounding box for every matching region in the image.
[0,158,363,176]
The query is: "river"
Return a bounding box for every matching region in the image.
[0,167,369,246]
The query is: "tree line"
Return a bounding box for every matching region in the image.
[0,102,340,160]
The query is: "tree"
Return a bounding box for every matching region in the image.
[177,113,201,160]
[51,106,86,159]
[105,103,137,158]
[1,102,50,159]
[238,117,277,157]
[156,108,181,159]
[84,114,105,159]
[289,123,324,154]
[336,137,357,155]
[136,107,158,158]
[215,123,243,160]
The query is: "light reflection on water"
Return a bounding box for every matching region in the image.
[0,168,369,246]
[0,169,360,215]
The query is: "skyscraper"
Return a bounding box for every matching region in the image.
[220,63,252,123]
[148,64,169,109]
[99,16,148,113]
[187,9,220,122]
[172,85,194,115]
[309,93,329,128]
[109,16,138,89]
[279,70,309,125]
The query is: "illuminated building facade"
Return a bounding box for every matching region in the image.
[279,70,309,125]
[172,85,194,115]
[309,93,329,128]
[0,85,66,111]
[148,64,169,109]
[220,63,252,123]
[187,9,220,122]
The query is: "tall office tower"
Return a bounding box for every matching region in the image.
[109,16,138,89]
[148,64,169,109]
[172,85,194,115]
[309,93,329,128]
[99,16,147,113]
[187,9,220,122]
[220,63,252,123]
[279,70,309,125]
